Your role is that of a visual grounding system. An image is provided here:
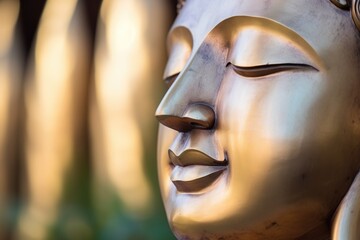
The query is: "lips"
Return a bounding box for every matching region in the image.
[169,148,228,193]
[171,165,227,192]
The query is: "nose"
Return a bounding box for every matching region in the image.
[155,39,227,132]
[156,103,215,132]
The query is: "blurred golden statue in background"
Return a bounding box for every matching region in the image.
[156,0,360,239]
[0,0,174,239]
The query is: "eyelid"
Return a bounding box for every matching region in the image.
[227,62,318,78]
[227,27,323,75]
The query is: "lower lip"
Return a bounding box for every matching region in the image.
[170,165,227,193]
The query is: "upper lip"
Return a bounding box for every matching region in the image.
[169,149,228,167]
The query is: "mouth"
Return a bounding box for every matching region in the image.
[170,165,227,192]
[169,149,228,193]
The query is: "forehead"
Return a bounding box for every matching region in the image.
[171,0,354,54]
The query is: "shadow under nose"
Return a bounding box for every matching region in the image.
[156,103,215,132]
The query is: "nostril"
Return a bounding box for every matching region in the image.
[190,122,203,127]
[187,120,210,129]
[156,103,216,132]
[183,103,215,129]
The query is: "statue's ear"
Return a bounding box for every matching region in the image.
[350,0,360,30]
[332,171,360,240]
[330,0,360,31]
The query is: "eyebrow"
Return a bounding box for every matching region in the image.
[168,16,325,71]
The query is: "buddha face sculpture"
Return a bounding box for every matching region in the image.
[156,0,360,239]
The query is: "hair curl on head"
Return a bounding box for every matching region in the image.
[331,0,360,30]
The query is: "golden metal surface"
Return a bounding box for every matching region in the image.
[156,0,360,239]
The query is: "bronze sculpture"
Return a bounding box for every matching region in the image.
[156,0,360,239]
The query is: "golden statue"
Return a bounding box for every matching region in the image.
[155,0,360,239]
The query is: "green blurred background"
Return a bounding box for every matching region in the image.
[0,0,177,239]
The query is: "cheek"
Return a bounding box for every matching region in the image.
[215,72,329,193]
[217,73,326,142]
[215,70,360,211]
[216,71,323,156]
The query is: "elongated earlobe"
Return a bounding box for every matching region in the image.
[351,0,360,30]
[332,172,360,240]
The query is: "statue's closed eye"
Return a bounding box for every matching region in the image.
[164,62,317,88]
[163,17,324,87]
[227,27,321,77]
[227,62,317,78]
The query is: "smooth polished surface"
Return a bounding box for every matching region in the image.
[156,0,360,239]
